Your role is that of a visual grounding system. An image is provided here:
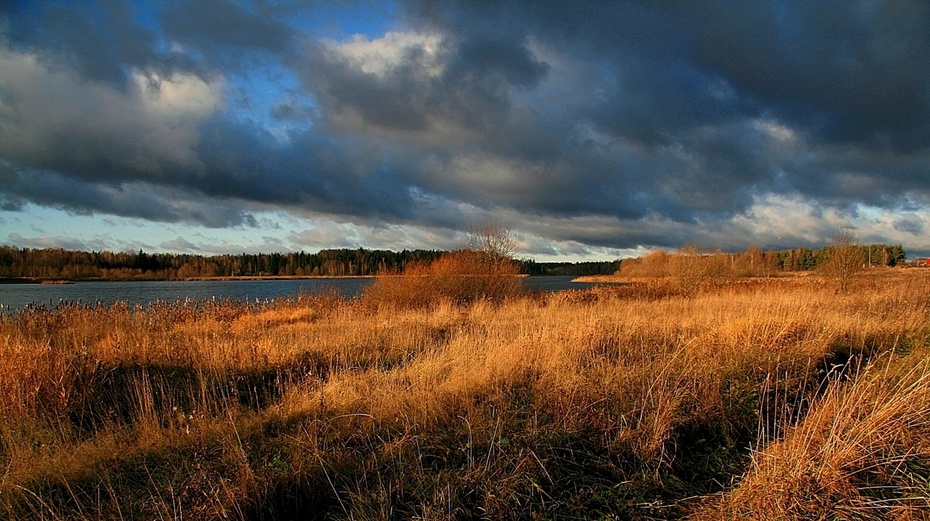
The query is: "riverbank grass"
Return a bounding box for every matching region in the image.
[2,269,929,519]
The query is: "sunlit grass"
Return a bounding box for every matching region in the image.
[1,269,929,519]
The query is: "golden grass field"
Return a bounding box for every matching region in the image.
[2,268,929,519]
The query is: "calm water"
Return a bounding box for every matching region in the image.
[0,276,589,313]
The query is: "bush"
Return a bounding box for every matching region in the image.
[362,249,524,309]
[668,245,730,291]
[820,231,866,293]
[616,250,670,277]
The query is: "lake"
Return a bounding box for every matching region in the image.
[0,276,590,313]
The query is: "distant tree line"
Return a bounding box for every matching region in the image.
[0,243,906,282]
[0,246,623,281]
[618,243,907,279]
[521,260,621,276]
[776,244,906,271]
[0,247,446,280]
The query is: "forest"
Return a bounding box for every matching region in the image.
[0,246,622,280]
[0,243,907,281]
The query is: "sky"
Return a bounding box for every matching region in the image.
[0,1,928,262]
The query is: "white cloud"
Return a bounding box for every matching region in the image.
[287,219,461,252]
[719,193,930,255]
[731,194,838,243]
[752,118,799,145]
[323,31,445,78]
[159,237,199,252]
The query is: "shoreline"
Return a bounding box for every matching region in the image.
[0,275,377,284]
[0,274,549,284]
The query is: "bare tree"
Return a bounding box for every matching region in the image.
[465,222,517,271]
[822,230,865,293]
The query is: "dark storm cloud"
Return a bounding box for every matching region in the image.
[0,166,259,228]
[415,1,930,146]
[161,0,297,57]
[1,1,199,87]
[447,37,549,89]
[1,0,929,254]
[684,1,930,150]
[187,117,422,220]
[297,30,547,136]
[297,6,729,225]
[424,1,927,229]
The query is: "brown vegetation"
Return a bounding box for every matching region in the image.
[1,270,929,519]
[821,230,868,293]
[611,242,885,295]
[617,246,785,281]
[362,249,524,309]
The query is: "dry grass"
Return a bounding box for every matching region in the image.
[1,269,929,519]
[696,349,930,520]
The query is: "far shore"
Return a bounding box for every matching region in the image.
[0,275,376,284]
[175,275,376,281]
[0,273,550,284]
[571,270,881,284]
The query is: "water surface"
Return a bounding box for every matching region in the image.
[0,276,589,313]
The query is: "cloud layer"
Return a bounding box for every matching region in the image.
[1,1,929,258]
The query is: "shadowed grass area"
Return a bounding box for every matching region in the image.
[1,269,929,519]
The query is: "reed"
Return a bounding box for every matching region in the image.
[1,269,928,519]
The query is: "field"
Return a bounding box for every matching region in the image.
[2,269,930,519]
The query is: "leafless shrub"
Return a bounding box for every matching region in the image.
[821,230,866,293]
